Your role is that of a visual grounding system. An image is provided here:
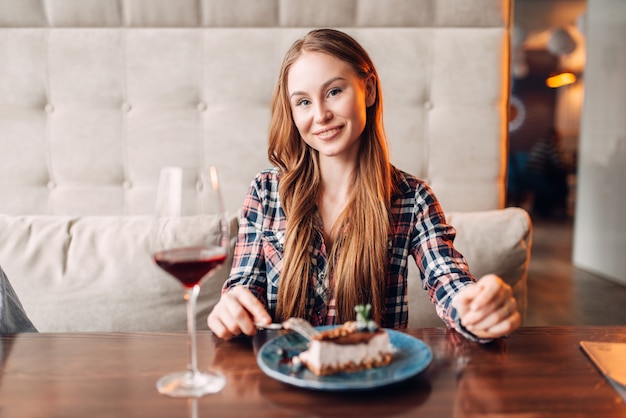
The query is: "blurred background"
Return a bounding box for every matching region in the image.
[507,0,626,325]
[507,0,585,216]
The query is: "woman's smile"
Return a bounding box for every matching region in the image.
[314,126,343,140]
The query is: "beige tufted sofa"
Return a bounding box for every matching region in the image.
[0,0,531,332]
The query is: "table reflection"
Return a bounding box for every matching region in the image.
[0,336,15,389]
[449,334,508,417]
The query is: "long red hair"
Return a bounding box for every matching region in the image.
[268,29,395,324]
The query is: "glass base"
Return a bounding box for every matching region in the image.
[156,370,226,398]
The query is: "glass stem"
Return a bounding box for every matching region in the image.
[186,285,200,377]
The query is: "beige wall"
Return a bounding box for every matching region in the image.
[573,0,626,284]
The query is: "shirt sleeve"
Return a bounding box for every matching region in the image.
[0,266,37,333]
[222,176,269,307]
[409,182,488,342]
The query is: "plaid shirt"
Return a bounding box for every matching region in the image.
[224,167,478,338]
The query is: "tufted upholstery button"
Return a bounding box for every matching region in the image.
[424,101,433,110]
[121,102,132,112]
[44,104,54,113]
[197,102,207,112]
[123,180,132,190]
[47,181,56,189]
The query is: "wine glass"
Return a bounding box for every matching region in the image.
[152,166,228,397]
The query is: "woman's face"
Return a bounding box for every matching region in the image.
[287,51,375,162]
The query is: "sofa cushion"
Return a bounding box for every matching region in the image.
[1,207,530,332]
[0,213,238,332]
[407,207,532,327]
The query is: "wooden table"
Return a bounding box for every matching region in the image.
[1,327,624,417]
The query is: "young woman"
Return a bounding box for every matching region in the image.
[208,29,520,342]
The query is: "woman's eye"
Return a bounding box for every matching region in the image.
[297,98,311,107]
[328,88,341,97]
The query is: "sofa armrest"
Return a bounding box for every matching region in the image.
[407,207,532,328]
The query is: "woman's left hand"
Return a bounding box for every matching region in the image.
[453,274,521,339]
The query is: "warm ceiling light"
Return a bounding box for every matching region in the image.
[546,72,577,88]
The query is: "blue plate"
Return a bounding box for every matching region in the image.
[256,328,432,391]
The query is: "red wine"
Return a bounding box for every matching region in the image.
[154,246,227,288]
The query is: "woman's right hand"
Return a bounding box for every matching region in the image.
[207,285,272,340]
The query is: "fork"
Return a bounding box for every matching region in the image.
[254,317,319,341]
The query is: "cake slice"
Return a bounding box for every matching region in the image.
[295,305,395,376]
